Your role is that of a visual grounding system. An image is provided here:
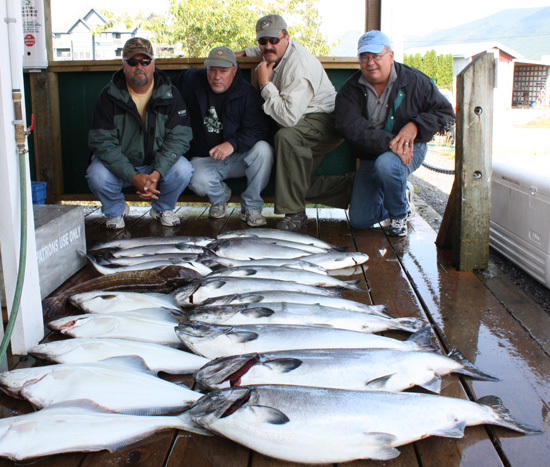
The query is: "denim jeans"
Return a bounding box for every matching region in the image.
[188,141,274,210]
[349,143,427,229]
[86,156,193,219]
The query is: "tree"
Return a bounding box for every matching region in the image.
[422,49,438,81]
[437,53,454,90]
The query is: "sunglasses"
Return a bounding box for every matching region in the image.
[125,58,152,67]
[258,35,284,46]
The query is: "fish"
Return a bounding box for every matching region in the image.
[174,277,341,306]
[48,309,183,346]
[216,228,346,251]
[193,348,498,393]
[91,235,214,250]
[108,243,212,258]
[69,291,180,314]
[42,265,200,318]
[0,401,210,462]
[29,337,209,374]
[199,291,391,317]
[296,251,369,270]
[205,266,366,291]
[94,251,203,266]
[182,303,422,334]
[208,238,313,260]
[80,251,212,276]
[175,322,435,359]
[206,257,328,275]
[187,385,540,464]
[211,237,330,255]
[0,356,201,414]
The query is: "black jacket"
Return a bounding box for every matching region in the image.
[172,68,270,157]
[335,62,455,160]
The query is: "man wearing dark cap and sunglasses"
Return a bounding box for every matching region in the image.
[87,37,193,229]
[236,14,353,232]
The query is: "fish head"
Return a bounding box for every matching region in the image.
[175,321,232,342]
[160,265,203,284]
[0,367,47,397]
[194,354,261,389]
[173,282,201,305]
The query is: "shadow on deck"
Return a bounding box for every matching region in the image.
[1,204,549,466]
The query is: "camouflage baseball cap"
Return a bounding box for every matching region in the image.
[123,37,154,59]
[255,14,287,40]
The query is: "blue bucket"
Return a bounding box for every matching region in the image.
[31,181,47,204]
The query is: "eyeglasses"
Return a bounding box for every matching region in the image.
[359,51,389,63]
[125,57,152,67]
[258,35,284,46]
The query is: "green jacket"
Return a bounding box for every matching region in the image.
[88,68,192,183]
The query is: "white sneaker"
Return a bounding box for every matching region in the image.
[241,208,267,227]
[105,203,130,230]
[209,186,231,219]
[150,208,180,227]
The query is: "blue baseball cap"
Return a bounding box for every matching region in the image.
[357,30,392,54]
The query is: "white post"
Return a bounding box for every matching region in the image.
[0,0,44,358]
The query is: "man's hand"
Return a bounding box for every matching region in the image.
[389,122,418,166]
[255,61,274,88]
[209,142,235,161]
[132,170,160,200]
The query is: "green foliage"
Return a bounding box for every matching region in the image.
[436,53,454,89]
[422,49,438,80]
[405,49,454,91]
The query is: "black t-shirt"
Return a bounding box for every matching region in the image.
[204,84,229,150]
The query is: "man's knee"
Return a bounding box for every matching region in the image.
[168,157,194,185]
[249,141,274,165]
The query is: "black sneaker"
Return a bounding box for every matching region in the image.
[387,218,407,237]
[276,212,308,232]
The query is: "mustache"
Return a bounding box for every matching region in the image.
[264,48,277,54]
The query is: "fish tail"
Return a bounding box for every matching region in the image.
[447,349,500,381]
[42,296,66,320]
[406,327,436,351]
[393,317,424,333]
[477,395,542,434]
[325,286,344,297]
[331,245,348,252]
[177,411,213,436]
[343,280,368,292]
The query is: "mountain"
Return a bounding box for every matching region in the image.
[404,7,550,60]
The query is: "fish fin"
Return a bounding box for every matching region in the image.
[265,358,303,373]
[241,307,275,318]
[121,405,191,416]
[447,349,500,382]
[406,327,436,351]
[252,405,290,425]
[325,286,344,297]
[343,279,368,292]
[432,420,466,438]
[177,411,214,436]
[42,296,65,320]
[100,355,155,374]
[361,432,400,460]
[417,373,442,393]
[230,331,259,344]
[477,396,542,434]
[365,374,396,390]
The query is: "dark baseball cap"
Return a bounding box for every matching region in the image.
[256,14,287,40]
[123,37,154,59]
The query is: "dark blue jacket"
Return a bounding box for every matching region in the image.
[172,68,270,157]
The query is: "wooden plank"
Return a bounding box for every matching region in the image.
[391,213,550,465]
[453,52,494,271]
[167,433,250,466]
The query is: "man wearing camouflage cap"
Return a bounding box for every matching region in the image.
[87,37,193,229]
[173,46,273,226]
[236,14,353,232]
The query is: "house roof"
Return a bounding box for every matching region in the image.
[404,41,523,59]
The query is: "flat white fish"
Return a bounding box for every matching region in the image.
[188,385,539,464]
[0,356,200,414]
[298,252,369,270]
[0,401,209,462]
[206,266,365,291]
[182,303,422,334]
[216,228,345,251]
[29,338,209,374]
[199,291,390,317]
[207,257,328,275]
[175,322,435,359]
[69,291,180,313]
[174,277,340,306]
[48,310,182,346]
[91,235,213,250]
[193,348,498,393]
[208,238,313,260]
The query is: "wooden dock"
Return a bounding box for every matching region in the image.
[1,203,549,466]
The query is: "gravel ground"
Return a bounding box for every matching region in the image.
[410,147,550,316]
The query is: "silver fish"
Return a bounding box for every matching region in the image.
[91,235,213,250]
[0,401,209,462]
[95,252,202,266]
[188,385,539,464]
[69,291,180,314]
[110,243,210,258]
[193,348,498,393]
[183,303,422,334]
[48,310,182,346]
[29,337,209,374]
[216,228,345,251]
[174,277,340,306]
[199,291,390,317]
[0,356,201,414]
[207,257,328,275]
[175,322,435,359]
[208,238,313,260]
[297,251,369,270]
[212,237,329,255]
[206,266,365,291]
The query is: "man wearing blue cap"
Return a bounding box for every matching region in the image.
[335,31,455,236]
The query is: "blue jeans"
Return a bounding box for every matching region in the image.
[86,156,193,219]
[188,141,274,210]
[349,143,427,229]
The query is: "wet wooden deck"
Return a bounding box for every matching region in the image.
[1,203,549,466]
